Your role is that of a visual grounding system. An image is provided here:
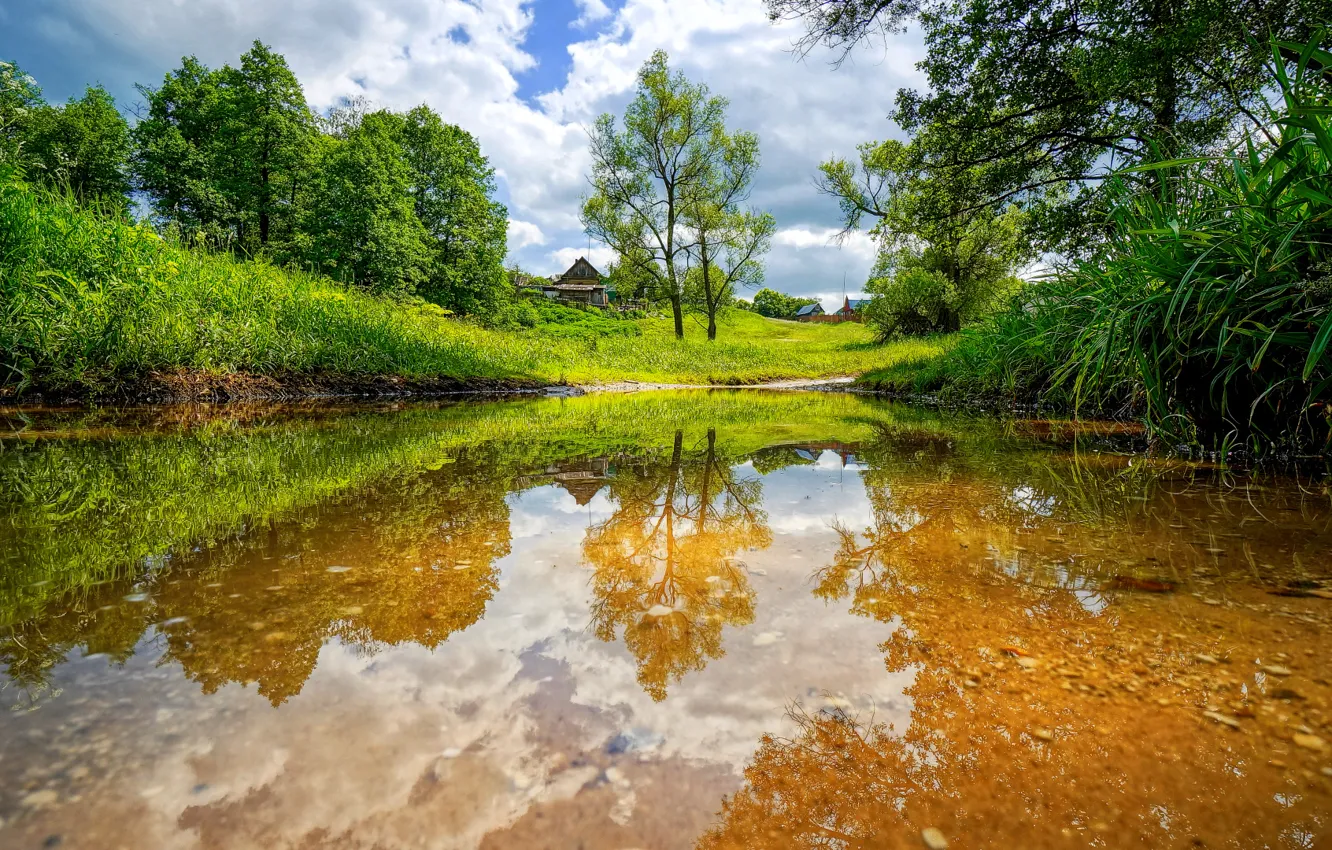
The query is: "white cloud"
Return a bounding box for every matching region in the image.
[573,0,614,27]
[506,218,547,250]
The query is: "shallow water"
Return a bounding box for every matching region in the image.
[1,391,1330,850]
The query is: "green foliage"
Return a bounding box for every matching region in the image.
[126,45,507,310]
[11,85,131,204]
[132,43,314,252]
[819,137,1032,338]
[864,38,1332,453]
[583,50,736,339]
[395,105,509,313]
[681,127,776,339]
[0,60,43,164]
[492,295,642,340]
[751,287,818,319]
[772,0,1332,252]
[0,175,937,393]
[302,111,430,294]
[860,212,1026,339]
[0,172,530,391]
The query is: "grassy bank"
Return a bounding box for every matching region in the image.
[860,42,1332,454]
[0,173,937,397]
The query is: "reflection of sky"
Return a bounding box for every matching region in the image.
[1,455,911,849]
[759,451,876,535]
[506,485,615,540]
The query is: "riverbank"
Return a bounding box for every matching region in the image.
[1,179,941,402]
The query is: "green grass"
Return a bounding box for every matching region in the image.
[0,170,938,395]
[861,38,1332,454]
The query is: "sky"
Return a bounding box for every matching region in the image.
[0,0,927,309]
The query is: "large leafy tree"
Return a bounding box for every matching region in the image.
[0,63,130,205]
[29,88,131,204]
[0,62,44,167]
[132,42,313,252]
[582,50,731,339]
[131,56,230,235]
[819,138,1031,336]
[223,42,314,250]
[393,105,508,314]
[768,0,1331,249]
[302,111,429,294]
[8,84,131,205]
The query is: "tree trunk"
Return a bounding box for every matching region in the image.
[702,234,717,341]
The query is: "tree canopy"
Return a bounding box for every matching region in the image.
[584,50,772,340]
[769,0,1332,250]
[751,287,819,319]
[127,43,508,307]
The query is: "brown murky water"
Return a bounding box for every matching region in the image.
[1,392,1330,849]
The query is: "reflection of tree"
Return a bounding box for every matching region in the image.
[700,425,1332,850]
[585,430,771,700]
[1,455,511,706]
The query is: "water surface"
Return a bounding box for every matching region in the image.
[1,392,1330,849]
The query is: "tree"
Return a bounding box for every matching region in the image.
[767,0,1332,250]
[0,61,44,167]
[131,56,231,238]
[18,86,131,205]
[819,138,1031,336]
[302,111,430,294]
[223,41,314,251]
[683,129,776,340]
[394,105,509,314]
[751,287,819,319]
[604,246,659,303]
[132,43,313,252]
[582,50,730,339]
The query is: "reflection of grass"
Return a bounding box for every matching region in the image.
[0,391,904,626]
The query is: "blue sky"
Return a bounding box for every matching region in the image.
[0,0,925,307]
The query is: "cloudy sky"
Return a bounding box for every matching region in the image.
[0,0,926,307]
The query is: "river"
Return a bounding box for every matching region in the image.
[1,391,1329,848]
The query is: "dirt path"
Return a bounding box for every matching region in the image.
[561,376,856,395]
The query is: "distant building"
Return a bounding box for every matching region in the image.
[836,297,870,321]
[794,303,825,321]
[536,257,610,307]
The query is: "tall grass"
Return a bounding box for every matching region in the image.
[869,36,1332,453]
[0,169,935,393]
[0,167,549,391]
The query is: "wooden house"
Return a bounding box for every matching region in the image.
[835,297,869,321]
[538,257,609,307]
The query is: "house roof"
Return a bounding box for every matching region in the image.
[842,298,870,311]
[559,256,602,281]
[795,303,823,316]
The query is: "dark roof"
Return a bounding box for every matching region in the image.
[795,303,824,316]
[560,256,602,281]
[842,298,870,311]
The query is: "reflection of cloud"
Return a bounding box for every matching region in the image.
[506,485,615,539]
[4,458,907,848]
[762,463,875,535]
